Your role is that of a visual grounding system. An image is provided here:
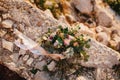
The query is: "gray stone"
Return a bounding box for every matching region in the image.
[0,17,1,22]
[19,49,26,55]
[23,55,29,61]
[38,56,44,61]
[33,54,39,59]
[4,62,19,72]
[44,9,54,18]
[19,23,25,31]
[0,30,6,37]
[10,53,19,62]
[97,11,113,27]
[95,26,103,33]
[26,58,34,66]
[95,68,107,80]
[2,39,13,52]
[2,13,11,19]
[113,35,120,43]
[76,76,88,80]
[81,39,120,68]
[96,32,109,45]
[95,0,113,27]
[2,19,13,28]
[47,61,56,71]
[74,23,95,38]
[34,71,50,80]
[35,60,47,70]
[72,0,93,14]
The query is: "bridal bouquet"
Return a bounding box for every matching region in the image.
[39,25,90,61]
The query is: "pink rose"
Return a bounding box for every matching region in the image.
[68,35,75,40]
[64,39,71,46]
[48,36,53,41]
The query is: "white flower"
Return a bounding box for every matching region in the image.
[64,47,74,58]
[54,40,59,47]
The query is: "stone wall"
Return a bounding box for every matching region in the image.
[0,0,120,80]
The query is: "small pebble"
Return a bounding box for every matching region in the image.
[23,55,29,61]
[47,61,56,71]
[26,58,34,66]
[2,20,13,28]
[2,39,13,52]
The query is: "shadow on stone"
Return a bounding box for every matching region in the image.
[0,64,26,80]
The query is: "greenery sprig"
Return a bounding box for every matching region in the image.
[39,25,90,61]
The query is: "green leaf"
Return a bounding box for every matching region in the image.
[30,68,39,74]
[52,35,58,43]
[63,27,68,34]
[57,36,63,44]
[39,0,45,9]
[43,65,49,71]
[85,44,90,48]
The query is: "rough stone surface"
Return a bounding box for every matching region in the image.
[10,53,19,63]
[2,39,13,52]
[81,39,120,68]
[35,60,47,70]
[26,58,34,66]
[2,13,11,19]
[72,0,93,14]
[76,76,88,80]
[0,17,1,22]
[34,71,50,80]
[0,30,6,37]
[97,11,113,27]
[96,32,109,45]
[47,61,56,71]
[2,20,14,28]
[74,23,95,38]
[95,68,106,80]
[95,26,103,33]
[23,55,29,62]
[95,0,113,27]
[19,49,26,55]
